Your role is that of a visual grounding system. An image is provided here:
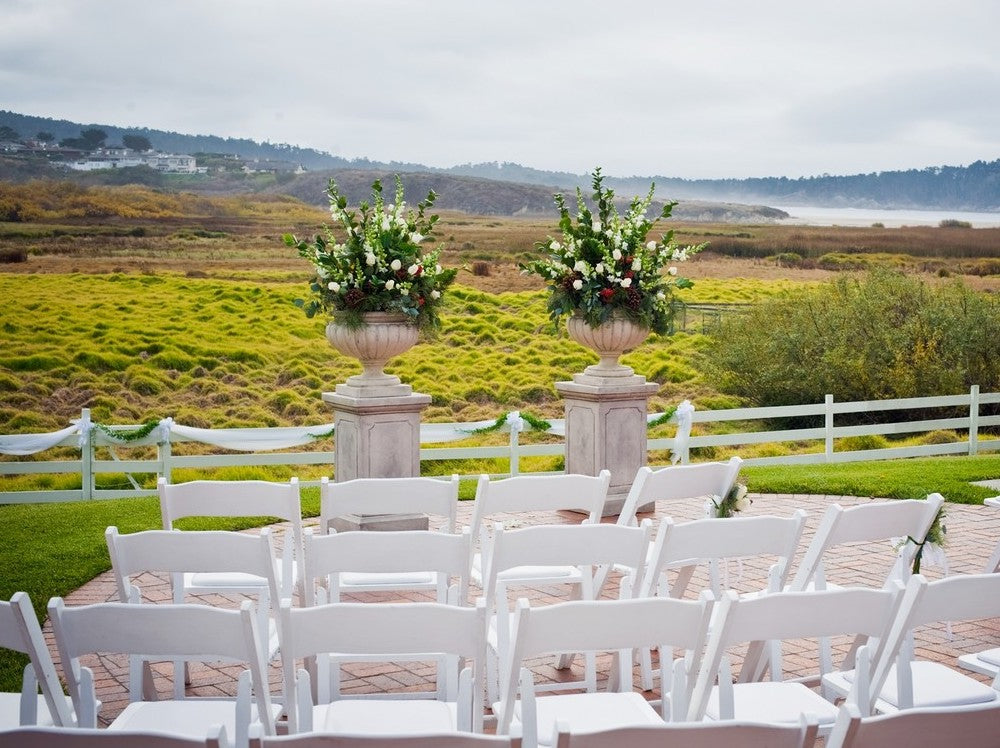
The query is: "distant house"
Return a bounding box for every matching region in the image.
[64,148,200,173]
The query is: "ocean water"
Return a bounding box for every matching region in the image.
[773,205,1000,228]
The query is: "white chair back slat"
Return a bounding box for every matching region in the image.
[320,475,459,533]
[618,458,742,527]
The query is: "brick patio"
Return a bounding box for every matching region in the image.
[48,492,1000,736]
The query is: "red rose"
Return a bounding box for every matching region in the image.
[599,288,615,303]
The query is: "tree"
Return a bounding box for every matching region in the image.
[0,126,19,141]
[35,131,54,142]
[79,128,107,150]
[123,134,152,152]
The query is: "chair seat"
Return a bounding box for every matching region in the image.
[509,692,662,746]
[185,570,273,590]
[958,648,1000,677]
[339,571,438,588]
[317,700,457,734]
[877,663,999,710]
[706,682,840,726]
[111,698,282,739]
[0,692,73,729]
[471,553,584,586]
[978,648,1000,667]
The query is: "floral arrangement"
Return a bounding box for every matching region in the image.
[710,482,751,518]
[284,175,457,330]
[520,168,706,335]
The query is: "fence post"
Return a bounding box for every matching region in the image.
[159,427,172,485]
[824,395,834,461]
[80,408,93,500]
[509,417,520,477]
[969,384,980,456]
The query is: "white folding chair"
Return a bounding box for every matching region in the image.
[823,573,1000,713]
[616,458,743,528]
[320,475,459,534]
[106,525,283,687]
[551,712,818,748]
[278,599,487,736]
[481,521,653,704]
[496,595,714,748]
[0,724,230,748]
[635,511,808,690]
[984,496,1000,574]
[788,494,945,593]
[48,597,278,748]
[303,527,472,607]
[686,583,915,736]
[826,700,1000,748]
[0,592,74,728]
[248,730,519,748]
[468,471,611,587]
[159,477,304,605]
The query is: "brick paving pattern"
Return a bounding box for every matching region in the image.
[46,492,1000,738]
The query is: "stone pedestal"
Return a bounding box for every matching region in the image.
[323,389,431,531]
[555,374,658,516]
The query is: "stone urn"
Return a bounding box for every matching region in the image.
[326,312,419,397]
[566,314,650,386]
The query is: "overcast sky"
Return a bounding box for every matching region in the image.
[1,0,998,180]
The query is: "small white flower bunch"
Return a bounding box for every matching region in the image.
[284,175,457,330]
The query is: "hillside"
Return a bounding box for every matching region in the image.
[2,109,999,211]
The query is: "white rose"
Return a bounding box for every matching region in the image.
[668,266,678,276]
[631,258,642,271]
[390,259,402,271]
[411,232,424,244]
[365,253,376,266]
[431,290,441,299]
[646,241,657,251]
[407,264,419,275]
[327,281,340,292]
[550,240,561,251]
[591,220,601,233]
[573,279,584,290]
[612,249,622,261]
[573,260,587,273]
[621,277,632,288]
[656,291,666,300]
[385,279,395,290]
[594,263,604,274]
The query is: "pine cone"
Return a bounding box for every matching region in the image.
[626,287,642,310]
[344,288,366,308]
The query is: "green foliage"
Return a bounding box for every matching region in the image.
[706,269,1000,407]
[939,219,972,229]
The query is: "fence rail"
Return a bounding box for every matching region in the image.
[1,386,997,504]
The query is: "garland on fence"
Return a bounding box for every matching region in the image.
[94,420,161,444]
[647,405,678,430]
[306,425,336,440]
[709,482,751,518]
[465,412,552,435]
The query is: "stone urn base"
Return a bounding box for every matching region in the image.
[326,312,418,398]
[566,315,650,386]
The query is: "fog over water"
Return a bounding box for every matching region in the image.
[774,206,1000,228]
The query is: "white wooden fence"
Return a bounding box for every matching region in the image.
[1,386,998,504]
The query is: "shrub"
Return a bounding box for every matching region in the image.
[471,261,491,277]
[0,247,27,263]
[939,219,972,229]
[705,269,1000,413]
[920,430,960,445]
[836,434,889,452]
[772,252,802,267]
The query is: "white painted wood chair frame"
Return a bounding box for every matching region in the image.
[247,728,520,748]
[686,583,913,735]
[277,599,488,736]
[0,724,231,748]
[826,700,1000,748]
[551,711,818,748]
[106,525,284,691]
[823,572,1000,714]
[48,597,275,748]
[0,591,74,728]
[319,475,460,534]
[496,595,715,748]
[636,511,808,691]
[158,477,304,605]
[481,521,653,705]
[615,458,743,529]
[467,471,611,588]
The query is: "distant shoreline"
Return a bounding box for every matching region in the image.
[774,205,1000,228]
